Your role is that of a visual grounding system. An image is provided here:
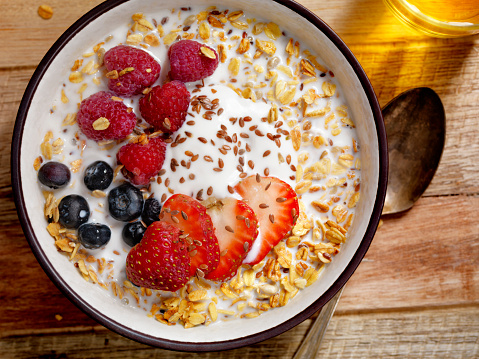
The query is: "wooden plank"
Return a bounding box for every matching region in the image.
[0,306,477,358]
[339,195,479,312]
[0,0,104,68]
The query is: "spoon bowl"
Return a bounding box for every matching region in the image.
[382,87,445,214]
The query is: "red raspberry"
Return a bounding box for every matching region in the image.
[139,80,191,134]
[104,45,161,97]
[77,91,136,141]
[117,137,166,186]
[168,40,219,83]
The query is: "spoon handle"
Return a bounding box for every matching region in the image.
[292,287,344,359]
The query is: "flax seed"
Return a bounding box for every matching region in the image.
[284,155,291,165]
[197,189,204,201]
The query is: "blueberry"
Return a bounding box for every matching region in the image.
[78,223,111,249]
[108,183,144,222]
[122,221,147,247]
[58,194,90,229]
[38,161,71,189]
[142,197,162,226]
[84,161,114,191]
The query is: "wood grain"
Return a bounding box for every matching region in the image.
[1,307,477,358]
[1,0,478,357]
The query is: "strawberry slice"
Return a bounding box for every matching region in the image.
[126,221,190,292]
[234,175,299,266]
[204,197,258,281]
[160,194,220,277]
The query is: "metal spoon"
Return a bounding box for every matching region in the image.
[293,87,445,358]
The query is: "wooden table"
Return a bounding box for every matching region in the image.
[1,0,478,357]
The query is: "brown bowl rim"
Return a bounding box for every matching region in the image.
[11,0,387,352]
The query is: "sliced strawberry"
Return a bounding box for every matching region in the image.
[160,194,220,276]
[234,175,299,266]
[203,197,258,281]
[126,221,190,292]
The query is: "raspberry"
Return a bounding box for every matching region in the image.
[77,91,137,141]
[104,45,161,97]
[116,137,166,186]
[139,80,191,134]
[168,40,219,83]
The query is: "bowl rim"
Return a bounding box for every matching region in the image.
[11,0,387,352]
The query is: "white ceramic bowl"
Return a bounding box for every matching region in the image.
[12,0,387,351]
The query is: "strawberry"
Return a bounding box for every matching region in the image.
[204,197,258,281]
[126,221,190,292]
[160,194,220,277]
[234,175,299,265]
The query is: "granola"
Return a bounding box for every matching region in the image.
[36,5,361,328]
